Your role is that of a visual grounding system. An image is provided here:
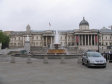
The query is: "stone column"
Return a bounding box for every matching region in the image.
[42,37,44,47]
[51,37,52,47]
[82,35,83,46]
[46,36,47,47]
[88,35,89,46]
[91,35,92,46]
[83,35,84,46]
[23,36,24,47]
[85,35,86,46]
[80,35,81,46]
[96,34,98,46]
[83,35,85,46]
[79,35,81,45]
[78,35,80,45]
[74,35,76,46]
[66,34,68,47]
[94,35,95,46]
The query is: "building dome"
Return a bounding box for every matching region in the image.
[79,17,89,26]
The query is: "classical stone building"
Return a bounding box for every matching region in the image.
[59,18,112,52]
[9,24,55,48]
[59,18,99,50]
[8,18,112,53]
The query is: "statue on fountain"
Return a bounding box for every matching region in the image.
[24,35,30,54]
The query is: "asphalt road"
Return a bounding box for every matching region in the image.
[0,57,112,84]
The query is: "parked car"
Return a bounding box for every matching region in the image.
[82,51,107,68]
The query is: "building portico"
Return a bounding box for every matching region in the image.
[74,30,98,50]
[75,34,98,50]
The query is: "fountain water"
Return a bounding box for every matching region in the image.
[47,30,66,55]
[54,30,59,44]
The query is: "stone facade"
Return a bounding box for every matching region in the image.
[9,25,55,48]
[59,18,112,52]
[8,18,112,52]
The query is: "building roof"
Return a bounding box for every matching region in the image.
[100,27,112,34]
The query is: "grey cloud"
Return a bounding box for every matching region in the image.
[0,0,112,31]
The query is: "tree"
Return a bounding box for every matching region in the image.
[0,31,10,49]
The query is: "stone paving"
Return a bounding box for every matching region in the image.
[0,57,112,84]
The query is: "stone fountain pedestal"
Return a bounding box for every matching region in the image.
[24,41,30,54]
[47,44,66,55]
[24,35,30,54]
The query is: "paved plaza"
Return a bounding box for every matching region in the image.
[0,57,112,84]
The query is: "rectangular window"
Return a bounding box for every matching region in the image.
[102,42,103,46]
[106,42,108,46]
[36,42,38,46]
[61,36,62,40]
[32,36,34,40]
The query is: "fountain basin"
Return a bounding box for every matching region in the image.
[47,49,66,55]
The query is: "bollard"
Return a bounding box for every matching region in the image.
[27,55,32,64]
[77,56,82,64]
[60,56,65,64]
[10,55,15,63]
[43,56,48,64]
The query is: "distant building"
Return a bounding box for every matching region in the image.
[4,31,13,35]
[8,17,112,53]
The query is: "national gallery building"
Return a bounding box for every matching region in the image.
[8,18,112,52]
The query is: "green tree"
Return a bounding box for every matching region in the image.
[0,31,10,49]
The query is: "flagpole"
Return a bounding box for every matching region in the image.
[49,22,51,30]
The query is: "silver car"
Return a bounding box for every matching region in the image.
[82,52,107,68]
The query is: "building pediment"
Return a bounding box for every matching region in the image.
[44,30,54,33]
[42,34,55,36]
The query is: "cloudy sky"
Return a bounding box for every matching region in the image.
[0,0,112,31]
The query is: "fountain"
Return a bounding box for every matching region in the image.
[47,31,66,55]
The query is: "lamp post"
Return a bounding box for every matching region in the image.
[97,30,100,52]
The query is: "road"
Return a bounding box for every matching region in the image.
[0,57,112,84]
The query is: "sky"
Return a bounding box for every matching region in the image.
[0,0,112,31]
